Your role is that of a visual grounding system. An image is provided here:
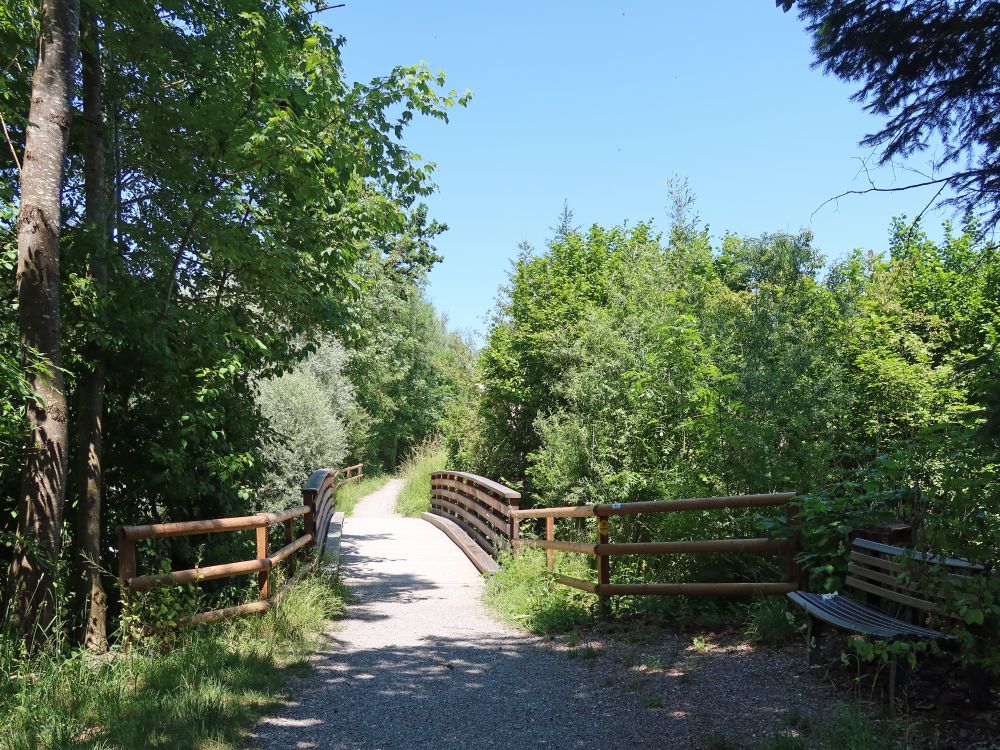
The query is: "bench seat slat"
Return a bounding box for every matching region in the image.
[788,592,952,641]
[822,594,948,639]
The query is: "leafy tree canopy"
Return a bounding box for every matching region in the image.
[779,1,1000,231]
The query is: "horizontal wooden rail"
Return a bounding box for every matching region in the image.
[599,582,797,596]
[596,538,793,556]
[510,492,798,520]
[519,539,597,555]
[555,574,599,593]
[120,505,309,541]
[128,534,313,592]
[118,464,360,627]
[190,600,271,626]
[130,558,269,592]
[339,463,364,483]
[509,505,595,520]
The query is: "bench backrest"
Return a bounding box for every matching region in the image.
[847,538,985,621]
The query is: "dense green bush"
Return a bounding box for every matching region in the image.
[449,206,999,663]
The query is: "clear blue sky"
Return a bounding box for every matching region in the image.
[322,1,949,338]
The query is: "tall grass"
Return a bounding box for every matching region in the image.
[484,549,594,635]
[335,473,391,516]
[754,706,913,750]
[0,572,345,750]
[395,439,447,516]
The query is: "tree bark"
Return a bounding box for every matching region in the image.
[8,0,80,646]
[73,4,109,652]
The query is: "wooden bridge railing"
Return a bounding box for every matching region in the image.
[510,492,800,617]
[423,471,520,573]
[117,463,361,625]
[339,463,364,484]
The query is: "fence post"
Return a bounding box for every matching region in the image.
[283,518,294,573]
[785,503,802,590]
[597,516,610,619]
[546,517,555,570]
[256,524,270,600]
[302,484,318,542]
[116,526,136,598]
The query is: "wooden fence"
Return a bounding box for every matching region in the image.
[117,464,360,625]
[510,492,800,617]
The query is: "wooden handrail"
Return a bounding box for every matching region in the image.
[509,492,797,520]
[119,505,309,541]
[117,463,361,627]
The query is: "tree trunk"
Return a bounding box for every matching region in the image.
[73,4,109,652]
[8,0,80,646]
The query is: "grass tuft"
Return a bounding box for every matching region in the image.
[0,572,345,750]
[484,548,594,635]
[395,439,447,516]
[743,597,799,646]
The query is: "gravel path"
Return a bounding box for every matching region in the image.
[253,482,835,750]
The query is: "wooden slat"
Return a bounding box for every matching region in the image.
[554,575,598,593]
[599,582,796,596]
[431,497,503,549]
[130,558,270,592]
[509,505,596,520]
[594,492,797,517]
[431,487,508,530]
[120,505,308,541]
[190,600,270,626]
[431,470,521,501]
[850,550,904,574]
[845,576,936,612]
[853,538,985,571]
[121,514,266,540]
[432,479,511,518]
[596,538,792,556]
[847,563,919,592]
[518,538,597,555]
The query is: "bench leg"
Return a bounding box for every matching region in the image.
[806,615,824,667]
[888,657,898,716]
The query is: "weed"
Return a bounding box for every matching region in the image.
[642,697,665,709]
[752,707,912,750]
[642,654,664,670]
[691,635,711,653]
[744,598,798,646]
[784,706,812,733]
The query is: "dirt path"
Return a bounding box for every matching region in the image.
[253,483,834,750]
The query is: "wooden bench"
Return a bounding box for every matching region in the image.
[788,538,986,708]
